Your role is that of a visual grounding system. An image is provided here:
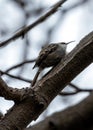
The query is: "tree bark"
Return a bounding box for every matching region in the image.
[25,92,93,130]
[0,31,93,130]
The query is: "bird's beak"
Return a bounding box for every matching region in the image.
[66,40,75,45]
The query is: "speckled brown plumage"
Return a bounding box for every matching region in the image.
[33,44,58,69]
[31,41,74,86]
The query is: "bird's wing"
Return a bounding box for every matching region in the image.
[33,44,58,68]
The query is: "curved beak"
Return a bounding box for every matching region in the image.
[65,40,75,45]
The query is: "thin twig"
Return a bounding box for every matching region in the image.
[0,0,67,48]
[5,59,36,73]
[59,83,93,96]
[0,70,31,83]
[69,83,80,90]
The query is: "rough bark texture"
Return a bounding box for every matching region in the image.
[25,92,93,130]
[0,31,93,130]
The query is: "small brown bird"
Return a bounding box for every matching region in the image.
[32,41,74,86]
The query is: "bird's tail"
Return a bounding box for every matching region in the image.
[32,64,36,69]
[31,67,42,87]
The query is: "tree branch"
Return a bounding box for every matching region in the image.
[59,83,93,96]
[0,0,67,48]
[0,31,93,130]
[5,59,35,73]
[25,92,93,130]
[0,77,25,102]
[0,70,31,83]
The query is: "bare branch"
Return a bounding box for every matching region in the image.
[60,82,93,96]
[5,59,36,73]
[69,83,80,89]
[0,77,26,102]
[25,92,93,130]
[0,0,67,48]
[0,70,31,83]
[59,88,93,96]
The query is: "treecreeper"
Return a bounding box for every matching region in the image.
[31,41,74,86]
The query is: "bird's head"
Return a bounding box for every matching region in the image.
[59,40,75,48]
[58,40,75,51]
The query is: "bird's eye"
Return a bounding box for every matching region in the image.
[61,42,65,44]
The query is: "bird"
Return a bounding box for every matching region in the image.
[31,41,74,86]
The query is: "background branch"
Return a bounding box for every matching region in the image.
[0,70,31,83]
[0,0,67,48]
[59,83,93,96]
[4,59,36,73]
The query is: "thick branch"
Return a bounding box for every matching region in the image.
[25,92,93,130]
[0,77,32,102]
[0,31,93,130]
[0,0,67,48]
